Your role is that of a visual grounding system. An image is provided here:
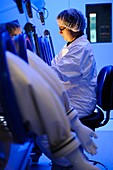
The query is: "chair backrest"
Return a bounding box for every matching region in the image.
[97,65,113,126]
[80,65,113,130]
[97,65,113,110]
[0,29,32,143]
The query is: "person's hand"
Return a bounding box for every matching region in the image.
[71,117,98,155]
[76,124,98,155]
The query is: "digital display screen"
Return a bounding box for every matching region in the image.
[89,13,97,43]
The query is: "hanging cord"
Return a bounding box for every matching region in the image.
[31,6,49,25]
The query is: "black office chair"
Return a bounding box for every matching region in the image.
[80,65,113,130]
[80,65,113,170]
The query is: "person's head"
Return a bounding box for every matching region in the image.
[5,21,22,38]
[56,8,86,42]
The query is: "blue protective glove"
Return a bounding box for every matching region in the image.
[71,116,98,155]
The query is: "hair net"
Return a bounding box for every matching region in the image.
[57,8,86,32]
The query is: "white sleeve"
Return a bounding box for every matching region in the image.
[51,51,82,84]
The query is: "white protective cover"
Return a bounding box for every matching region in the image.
[6,51,80,158]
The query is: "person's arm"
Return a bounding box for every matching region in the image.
[51,50,83,94]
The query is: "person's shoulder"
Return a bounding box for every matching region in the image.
[78,35,91,46]
[70,35,87,48]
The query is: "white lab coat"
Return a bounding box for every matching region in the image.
[6,51,80,159]
[51,35,97,118]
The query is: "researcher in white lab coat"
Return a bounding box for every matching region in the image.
[51,8,97,118]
